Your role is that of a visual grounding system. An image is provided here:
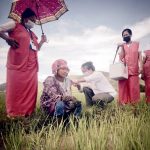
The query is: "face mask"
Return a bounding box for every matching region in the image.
[83,71,91,76]
[25,20,35,29]
[123,36,131,43]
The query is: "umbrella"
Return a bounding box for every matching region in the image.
[8,0,68,34]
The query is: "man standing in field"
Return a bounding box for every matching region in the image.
[75,61,117,108]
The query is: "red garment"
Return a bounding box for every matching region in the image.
[6,23,39,117]
[143,50,150,103]
[118,42,140,104]
[118,75,140,104]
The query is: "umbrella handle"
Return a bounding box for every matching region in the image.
[35,0,44,35]
[40,24,44,35]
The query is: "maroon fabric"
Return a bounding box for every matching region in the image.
[118,42,140,104]
[143,50,150,103]
[9,0,68,24]
[40,76,74,114]
[118,75,140,105]
[40,76,64,114]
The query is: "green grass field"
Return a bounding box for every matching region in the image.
[0,88,150,150]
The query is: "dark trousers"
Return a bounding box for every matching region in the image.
[83,87,114,107]
[83,87,95,106]
[54,101,82,118]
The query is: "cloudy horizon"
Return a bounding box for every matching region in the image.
[0,0,150,83]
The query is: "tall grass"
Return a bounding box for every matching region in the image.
[0,90,150,150]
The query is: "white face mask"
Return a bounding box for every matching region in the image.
[83,71,91,76]
[25,20,35,29]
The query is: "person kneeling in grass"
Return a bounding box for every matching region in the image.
[40,59,82,121]
[75,61,117,109]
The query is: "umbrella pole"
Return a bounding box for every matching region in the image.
[35,1,44,35]
[39,23,44,35]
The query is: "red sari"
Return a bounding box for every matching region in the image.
[6,23,39,117]
[118,42,140,105]
[143,50,150,103]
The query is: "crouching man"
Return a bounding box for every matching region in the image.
[75,61,117,108]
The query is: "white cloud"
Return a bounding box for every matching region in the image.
[1,17,150,83]
[131,17,150,40]
[38,17,150,82]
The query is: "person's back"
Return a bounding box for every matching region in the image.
[143,50,150,78]
[83,71,116,97]
[142,50,150,103]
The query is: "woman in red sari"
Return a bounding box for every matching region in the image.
[142,50,150,104]
[118,28,142,105]
[0,8,47,118]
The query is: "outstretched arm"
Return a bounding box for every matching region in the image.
[75,78,86,83]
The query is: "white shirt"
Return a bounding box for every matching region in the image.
[83,71,117,97]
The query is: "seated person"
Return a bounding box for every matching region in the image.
[40,59,82,119]
[75,61,117,108]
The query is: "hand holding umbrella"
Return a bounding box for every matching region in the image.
[41,34,47,43]
[38,34,47,50]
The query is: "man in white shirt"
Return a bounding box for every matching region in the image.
[75,61,117,108]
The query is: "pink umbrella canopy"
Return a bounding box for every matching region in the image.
[8,0,68,33]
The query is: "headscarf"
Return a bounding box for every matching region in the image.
[52,59,69,75]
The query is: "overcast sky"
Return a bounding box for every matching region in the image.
[0,0,150,83]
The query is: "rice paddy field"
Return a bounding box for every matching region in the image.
[0,87,150,150]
